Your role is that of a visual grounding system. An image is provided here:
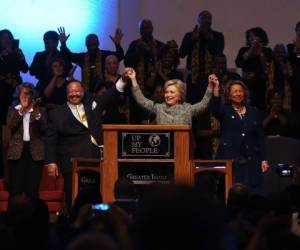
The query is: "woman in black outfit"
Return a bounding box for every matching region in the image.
[235,27,273,110]
[212,80,269,192]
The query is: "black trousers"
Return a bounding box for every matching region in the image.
[8,142,43,198]
[60,143,101,213]
[62,172,72,213]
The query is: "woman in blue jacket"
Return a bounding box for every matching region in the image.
[211,80,269,192]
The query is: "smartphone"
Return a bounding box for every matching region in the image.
[13,39,19,49]
[276,163,294,177]
[91,203,110,211]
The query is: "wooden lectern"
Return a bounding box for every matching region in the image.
[71,157,102,204]
[190,160,233,201]
[102,124,191,202]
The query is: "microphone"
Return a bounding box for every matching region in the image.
[147,101,156,124]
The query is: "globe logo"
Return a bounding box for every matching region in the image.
[148,134,161,147]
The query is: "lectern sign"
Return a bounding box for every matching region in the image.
[78,170,100,191]
[120,132,173,158]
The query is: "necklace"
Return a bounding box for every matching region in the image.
[232,104,246,118]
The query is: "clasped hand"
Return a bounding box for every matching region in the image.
[122,68,138,88]
[208,74,219,88]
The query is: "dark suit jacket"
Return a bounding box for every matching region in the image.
[211,97,265,185]
[45,86,120,173]
[6,107,47,161]
[179,29,224,71]
[124,38,164,69]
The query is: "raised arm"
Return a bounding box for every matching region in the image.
[58,26,84,65]
[94,77,126,112]
[191,74,218,116]
[126,67,155,111]
[108,28,124,61]
[209,74,224,120]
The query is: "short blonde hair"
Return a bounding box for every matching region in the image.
[163,79,186,103]
[105,54,119,65]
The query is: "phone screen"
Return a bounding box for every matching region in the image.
[91,203,110,211]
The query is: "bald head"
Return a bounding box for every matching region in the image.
[105,55,119,75]
[197,10,212,30]
[139,19,153,40]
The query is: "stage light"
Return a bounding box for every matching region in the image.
[1,0,118,83]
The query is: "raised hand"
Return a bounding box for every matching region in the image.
[261,161,269,173]
[208,74,219,88]
[123,67,138,87]
[124,67,136,79]
[208,74,220,96]
[57,26,70,44]
[110,28,123,45]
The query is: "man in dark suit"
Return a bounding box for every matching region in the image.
[45,78,126,210]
